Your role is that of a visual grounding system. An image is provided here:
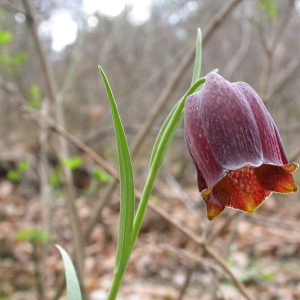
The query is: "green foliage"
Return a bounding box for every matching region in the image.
[7,160,30,182]
[63,155,84,170]
[49,169,61,187]
[0,51,27,68]
[0,30,27,74]
[56,245,82,300]
[49,166,66,196]
[28,84,42,109]
[259,0,277,18]
[11,52,27,64]
[223,265,276,286]
[99,66,135,300]
[258,271,276,281]
[0,30,12,45]
[92,166,112,183]
[17,229,49,243]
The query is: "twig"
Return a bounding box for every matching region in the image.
[32,240,45,299]
[163,172,204,218]
[162,245,225,276]
[267,58,300,101]
[83,125,184,146]
[164,244,252,300]
[84,180,119,241]
[243,214,300,232]
[290,146,300,162]
[207,211,241,244]
[25,108,120,180]
[204,244,254,300]
[223,16,251,79]
[256,0,295,101]
[177,261,198,300]
[177,211,242,299]
[39,100,52,297]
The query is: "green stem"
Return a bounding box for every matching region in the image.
[131,77,206,250]
[106,272,123,299]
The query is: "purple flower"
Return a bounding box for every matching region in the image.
[184,73,298,220]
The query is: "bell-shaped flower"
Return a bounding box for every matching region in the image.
[184,73,298,220]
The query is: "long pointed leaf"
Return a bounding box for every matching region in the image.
[191,28,202,85]
[98,67,135,275]
[132,77,206,251]
[56,245,82,300]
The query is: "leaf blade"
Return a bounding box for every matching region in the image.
[191,28,202,85]
[56,245,82,300]
[98,66,135,274]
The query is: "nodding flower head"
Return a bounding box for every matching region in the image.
[184,73,298,220]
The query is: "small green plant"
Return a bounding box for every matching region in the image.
[92,166,112,183]
[0,30,12,45]
[0,30,27,74]
[17,229,49,243]
[17,229,50,299]
[49,168,62,188]
[28,84,42,109]
[7,160,30,182]
[259,0,277,19]
[63,155,84,170]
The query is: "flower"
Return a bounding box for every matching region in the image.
[184,73,298,220]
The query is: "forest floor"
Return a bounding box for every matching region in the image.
[1,176,300,300]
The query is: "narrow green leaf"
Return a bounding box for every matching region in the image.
[131,77,206,252]
[131,28,207,242]
[191,28,202,85]
[149,100,179,168]
[56,245,82,300]
[98,66,135,274]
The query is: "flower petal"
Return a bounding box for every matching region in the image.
[199,73,263,170]
[234,82,288,165]
[202,163,298,220]
[185,93,226,189]
[255,163,299,193]
[202,166,272,220]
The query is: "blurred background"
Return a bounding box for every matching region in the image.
[0,0,300,299]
